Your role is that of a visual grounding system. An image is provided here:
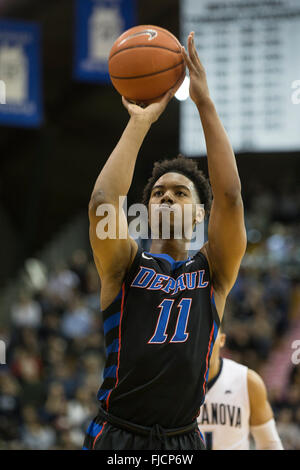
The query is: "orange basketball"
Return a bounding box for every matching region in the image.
[108,25,186,105]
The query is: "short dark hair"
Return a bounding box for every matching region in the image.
[142,154,212,215]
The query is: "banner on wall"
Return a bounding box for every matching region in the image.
[74,0,136,83]
[0,20,42,128]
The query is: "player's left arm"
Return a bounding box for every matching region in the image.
[247,369,284,450]
[182,33,247,309]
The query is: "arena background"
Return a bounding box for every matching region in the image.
[0,0,299,450]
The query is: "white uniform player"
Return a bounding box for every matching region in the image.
[198,357,250,449]
[198,328,283,450]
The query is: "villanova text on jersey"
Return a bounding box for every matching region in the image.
[198,402,242,428]
[97,248,220,428]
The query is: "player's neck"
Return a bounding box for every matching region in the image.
[208,357,221,382]
[149,239,189,261]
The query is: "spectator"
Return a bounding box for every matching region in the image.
[60,294,94,340]
[46,263,80,305]
[21,405,56,450]
[11,291,42,329]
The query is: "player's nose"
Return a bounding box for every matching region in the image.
[160,190,174,205]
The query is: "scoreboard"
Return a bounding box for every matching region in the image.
[179,0,300,156]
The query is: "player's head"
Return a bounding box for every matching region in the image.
[142,155,212,240]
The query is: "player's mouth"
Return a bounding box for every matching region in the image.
[158,203,174,211]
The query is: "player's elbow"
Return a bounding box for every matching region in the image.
[89,189,107,216]
[223,188,243,207]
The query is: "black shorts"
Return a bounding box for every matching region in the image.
[82,410,206,451]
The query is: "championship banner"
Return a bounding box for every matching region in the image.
[180,0,300,156]
[74,0,136,83]
[0,20,42,127]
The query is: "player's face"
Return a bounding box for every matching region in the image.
[148,172,204,239]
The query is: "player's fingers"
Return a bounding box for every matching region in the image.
[181,45,195,72]
[122,96,138,115]
[187,32,196,60]
[122,96,130,109]
[158,87,175,108]
[189,32,204,71]
[188,32,201,67]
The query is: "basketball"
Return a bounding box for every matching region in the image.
[108,25,186,105]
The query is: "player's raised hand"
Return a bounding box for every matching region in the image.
[122,87,175,125]
[181,32,210,107]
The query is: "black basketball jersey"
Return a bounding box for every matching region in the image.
[97,246,220,428]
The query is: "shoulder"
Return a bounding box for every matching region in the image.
[247,369,274,425]
[223,357,245,371]
[223,358,248,379]
[247,369,268,403]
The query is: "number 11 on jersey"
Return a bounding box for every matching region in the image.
[148,298,192,344]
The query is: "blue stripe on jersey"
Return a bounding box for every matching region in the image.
[199,430,205,443]
[144,252,190,271]
[103,312,120,335]
[86,421,103,438]
[103,365,117,379]
[97,388,111,401]
[114,289,123,302]
[106,338,119,355]
[211,291,216,308]
[213,321,219,341]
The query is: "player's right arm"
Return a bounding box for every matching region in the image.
[89,92,174,307]
[248,369,283,450]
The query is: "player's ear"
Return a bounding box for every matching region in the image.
[220,333,226,348]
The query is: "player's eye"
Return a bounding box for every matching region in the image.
[176,191,186,197]
[153,190,163,197]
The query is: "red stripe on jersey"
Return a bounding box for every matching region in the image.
[203,323,215,396]
[92,421,107,449]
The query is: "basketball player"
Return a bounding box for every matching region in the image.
[198,327,284,450]
[83,32,247,450]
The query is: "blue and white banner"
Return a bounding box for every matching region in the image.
[0,20,42,128]
[74,0,136,83]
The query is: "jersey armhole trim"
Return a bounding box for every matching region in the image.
[197,250,221,328]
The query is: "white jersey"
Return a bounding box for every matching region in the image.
[198,358,250,450]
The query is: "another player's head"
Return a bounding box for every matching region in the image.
[142,155,212,242]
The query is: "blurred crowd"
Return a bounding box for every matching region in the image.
[0,183,299,450]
